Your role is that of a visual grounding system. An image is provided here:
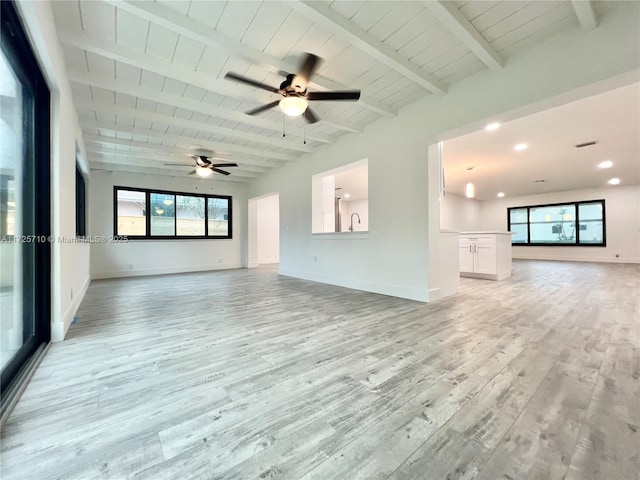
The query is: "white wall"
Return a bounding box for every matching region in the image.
[246,2,640,301]
[440,193,482,232]
[257,194,280,264]
[17,1,90,341]
[479,184,640,263]
[90,171,247,278]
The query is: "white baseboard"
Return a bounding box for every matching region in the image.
[54,275,91,342]
[258,258,279,264]
[278,267,429,302]
[513,254,640,264]
[92,263,243,280]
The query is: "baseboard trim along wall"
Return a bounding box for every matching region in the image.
[92,262,243,280]
[54,276,91,342]
[279,267,429,303]
[513,252,639,264]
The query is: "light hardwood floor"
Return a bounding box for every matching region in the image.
[1,260,638,479]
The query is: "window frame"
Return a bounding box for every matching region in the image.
[507,199,606,247]
[113,186,232,240]
[1,0,51,407]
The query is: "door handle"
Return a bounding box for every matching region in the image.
[469,245,472,253]
[474,244,477,253]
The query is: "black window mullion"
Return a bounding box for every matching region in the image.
[527,207,531,245]
[114,187,232,240]
[507,200,604,247]
[174,194,177,237]
[204,196,209,236]
[145,191,151,237]
[575,202,581,244]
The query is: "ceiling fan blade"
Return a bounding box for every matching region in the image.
[294,53,322,90]
[164,163,192,166]
[246,100,280,116]
[303,107,319,124]
[307,91,361,101]
[211,163,238,168]
[224,72,280,94]
[212,168,231,176]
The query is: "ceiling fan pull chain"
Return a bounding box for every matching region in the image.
[304,126,306,145]
[282,114,286,138]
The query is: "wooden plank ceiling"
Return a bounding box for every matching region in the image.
[50,0,595,183]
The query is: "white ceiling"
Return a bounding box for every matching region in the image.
[335,164,368,201]
[50,0,618,183]
[443,82,640,201]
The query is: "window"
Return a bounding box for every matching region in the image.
[208,197,229,236]
[114,186,232,239]
[116,189,147,236]
[507,200,605,246]
[1,0,51,410]
[150,192,175,236]
[177,195,204,236]
[75,164,86,237]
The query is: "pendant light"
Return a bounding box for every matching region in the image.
[465,166,475,198]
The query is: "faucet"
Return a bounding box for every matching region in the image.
[349,212,361,231]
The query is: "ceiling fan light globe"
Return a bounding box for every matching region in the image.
[279,97,308,117]
[196,166,213,178]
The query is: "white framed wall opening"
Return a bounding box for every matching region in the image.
[312,159,368,234]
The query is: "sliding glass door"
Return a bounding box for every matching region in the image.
[1,0,50,406]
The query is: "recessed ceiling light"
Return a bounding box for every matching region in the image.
[598,160,613,169]
[485,122,500,131]
[343,193,350,198]
[608,177,621,185]
[497,192,505,198]
[514,143,528,151]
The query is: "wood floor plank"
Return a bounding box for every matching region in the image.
[1,261,638,479]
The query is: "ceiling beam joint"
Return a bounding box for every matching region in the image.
[423,0,503,71]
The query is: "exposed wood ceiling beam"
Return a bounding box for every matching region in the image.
[67,72,337,142]
[83,136,279,169]
[290,0,446,94]
[61,31,361,134]
[571,0,598,30]
[75,99,315,154]
[59,30,268,105]
[90,160,249,182]
[423,0,503,71]
[90,154,260,178]
[104,0,396,118]
[83,119,297,162]
[86,149,270,174]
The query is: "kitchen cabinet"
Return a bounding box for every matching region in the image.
[459,232,513,280]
